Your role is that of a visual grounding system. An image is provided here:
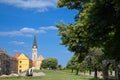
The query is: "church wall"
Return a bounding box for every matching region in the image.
[32,36,44,70]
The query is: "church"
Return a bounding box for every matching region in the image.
[32,36,44,70]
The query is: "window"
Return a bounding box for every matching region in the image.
[20,61,22,63]
[19,66,22,68]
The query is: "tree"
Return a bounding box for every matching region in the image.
[79,60,88,75]
[57,0,120,79]
[66,54,84,75]
[66,55,78,73]
[58,0,120,59]
[87,47,103,78]
[57,23,88,63]
[57,0,120,60]
[41,59,48,69]
[41,58,58,70]
[66,60,75,73]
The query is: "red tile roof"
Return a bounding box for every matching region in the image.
[14,53,20,59]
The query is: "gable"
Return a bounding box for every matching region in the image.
[36,55,44,61]
[17,53,29,60]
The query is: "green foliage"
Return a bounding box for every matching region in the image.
[57,23,88,63]
[57,0,120,60]
[66,55,78,70]
[88,47,103,70]
[57,0,83,10]
[89,78,102,80]
[41,58,58,70]
[77,48,104,74]
[57,1,120,79]
[79,60,88,72]
[41,59,48,69]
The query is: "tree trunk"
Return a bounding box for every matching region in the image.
[117,68,120,80]
[94,67,98,78]
[110,70,112,75]
[75,68,79,75]
[115,64,120,80]
[71,68,74,73]
[83,71,85,75]
[103,65,109,80]
[89,69,91,75]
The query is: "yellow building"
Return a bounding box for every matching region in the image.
[17,53,32,73]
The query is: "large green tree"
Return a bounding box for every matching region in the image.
[57,0,120,60]
[41,58,58,70]
[57,0,120,79]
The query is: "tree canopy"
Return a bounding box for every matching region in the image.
[57,0,120,60]
[57,0,120,79]
[41,58,58,70]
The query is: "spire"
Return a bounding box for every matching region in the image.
[32,35,38,48]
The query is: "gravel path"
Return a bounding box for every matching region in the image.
[0,71,45,77]
[20,72,45,76]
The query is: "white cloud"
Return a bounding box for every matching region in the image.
[0,0,57,12]
[20,27,39,33]
[10,41,25,45]
[40,26,58,30]
[0,31,23,36]
[0,26,57,37]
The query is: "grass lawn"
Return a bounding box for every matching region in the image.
[0,70,101,80]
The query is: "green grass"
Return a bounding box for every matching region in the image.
[0,70,102,80]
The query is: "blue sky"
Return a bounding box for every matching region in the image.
[0,0,77,66]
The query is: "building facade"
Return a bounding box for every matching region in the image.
[17,53,32,73]
[0,49,18,75]
[10,57,18,73]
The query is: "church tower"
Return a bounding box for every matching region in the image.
[32,36,38,62]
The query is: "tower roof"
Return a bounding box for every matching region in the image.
[32,35,38,48]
